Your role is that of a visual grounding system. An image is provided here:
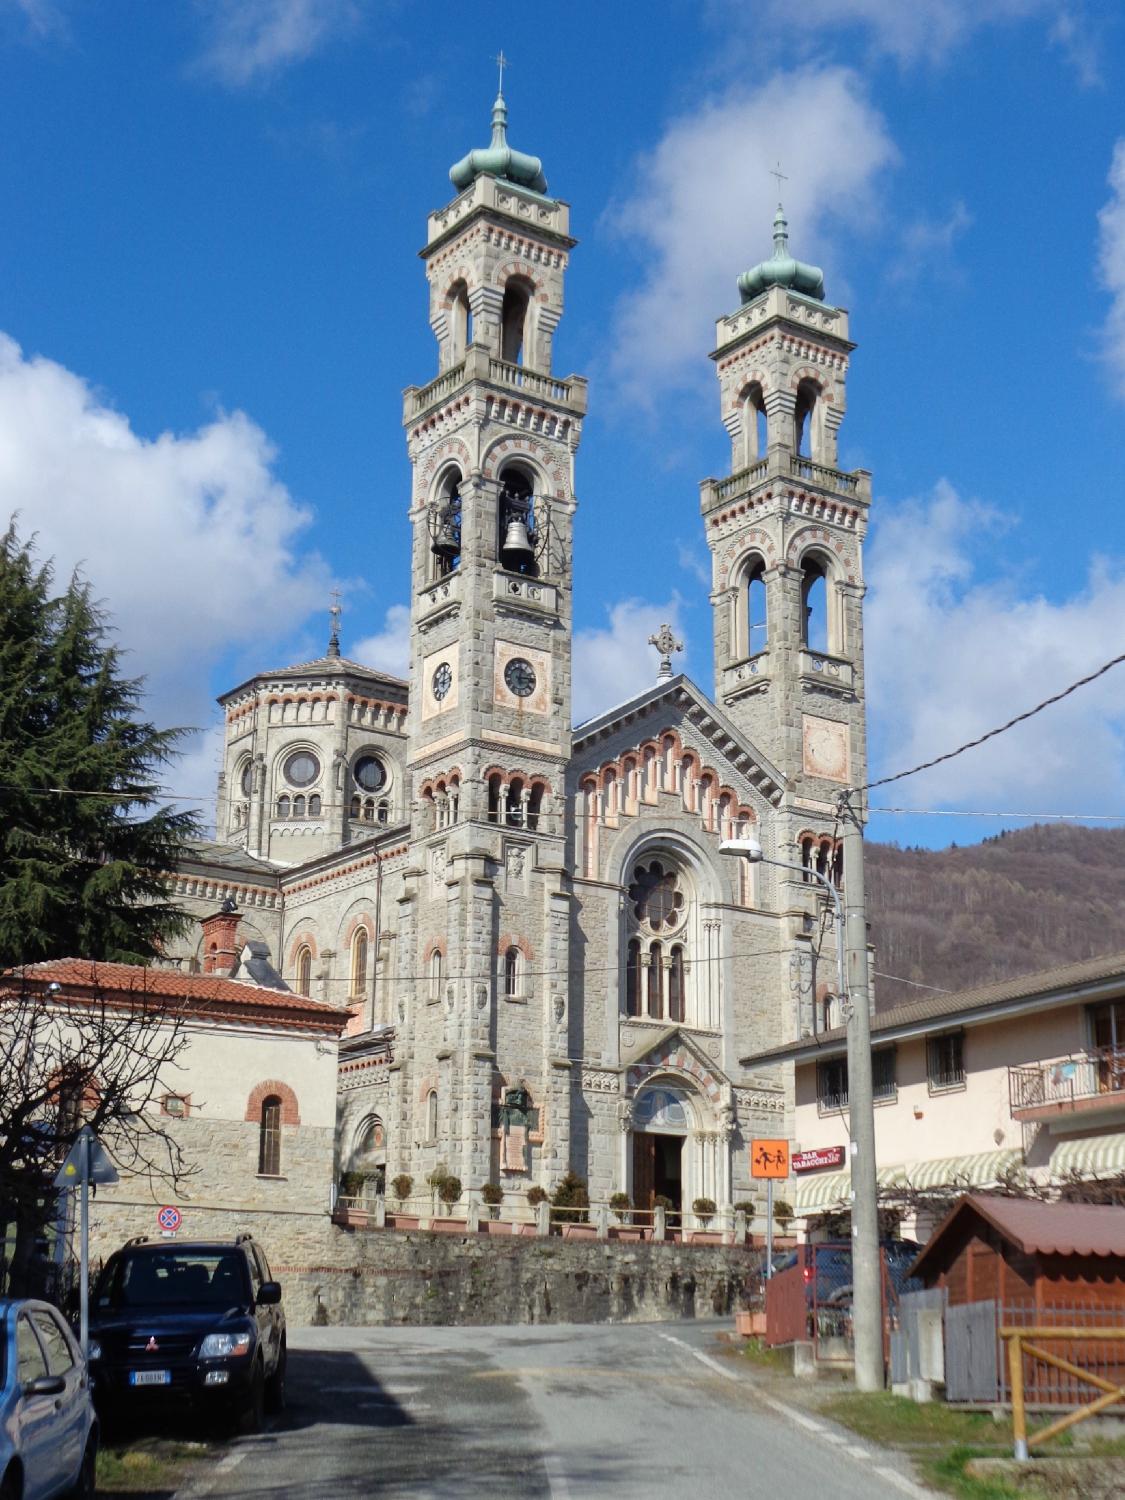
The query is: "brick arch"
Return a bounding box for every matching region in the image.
[343,914,375,945]
[245,1080,300,1126]
[785,524,854,572]
[480,433,568,499]
[789,365,837,404]
[422,938,447,964]
[497,934,535,960]
[287,931,318,966]
[417,436,472,495]
[439,269,475,304]
[492,260,543,293]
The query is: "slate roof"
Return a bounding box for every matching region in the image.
[182,840,280,877]
[740,949,1125,1067]
[2,959,347,1034]
[912,1195,1125,1278]
[219,654,408,705]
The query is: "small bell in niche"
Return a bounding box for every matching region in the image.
[500,516,534,570]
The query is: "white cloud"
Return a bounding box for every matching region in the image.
[865,482,1125,811]
[193,0,359,86]
[1098,140,1125,398]
[573,599,688,724]
[605,68,897,406]
[893,200,972,281]
[352,602,411,680]
[0,330,329,763]
[3,0,65,35]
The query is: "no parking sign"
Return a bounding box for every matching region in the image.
[158,1205,182,1235]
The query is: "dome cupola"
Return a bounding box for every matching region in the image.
[449,84,548,197]
[736,204,825,304]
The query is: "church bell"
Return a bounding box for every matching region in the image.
[430,522,460,563]
[500,517,534,570]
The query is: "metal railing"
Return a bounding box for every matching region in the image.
[1010,1047,1125,1113]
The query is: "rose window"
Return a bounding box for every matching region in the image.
[628,861,685,932]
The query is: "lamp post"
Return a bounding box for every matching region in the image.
[720,830,884,1390]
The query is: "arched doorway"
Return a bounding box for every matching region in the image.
[630,1086,690,1213]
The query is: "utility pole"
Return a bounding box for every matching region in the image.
[840,788,883,1391]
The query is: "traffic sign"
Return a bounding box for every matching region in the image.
[750,1138,790,1180]
[157,1205,182,1234]
[54,1127,119,1188]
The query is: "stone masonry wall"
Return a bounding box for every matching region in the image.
[275,1225,763,1327]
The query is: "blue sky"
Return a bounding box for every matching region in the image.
[1,0,1123,847]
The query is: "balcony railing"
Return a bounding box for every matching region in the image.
[1009,1047,1125,1118]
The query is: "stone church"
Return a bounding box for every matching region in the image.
[167,85,872,1220]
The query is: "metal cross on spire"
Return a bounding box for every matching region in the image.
[328,588,342,659]
[648,623,684,681]
[495,49,508,93]
[769,161,788,201]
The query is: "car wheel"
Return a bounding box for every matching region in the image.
[238,1359,266,1435]
[68,1433,98,1500]
[264,1339,287,1415]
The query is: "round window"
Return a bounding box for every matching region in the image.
[354,755,386,792]
[504,657,537,698]
[284,750,320,788]
[628,861,686,932]
[239,761,252,797]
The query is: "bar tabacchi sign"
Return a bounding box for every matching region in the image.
[792,1146,846,1173]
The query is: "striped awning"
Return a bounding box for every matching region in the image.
[792,1164,908,1215]
[903,1149,1022,1191]
[1050,1132,1125,1179]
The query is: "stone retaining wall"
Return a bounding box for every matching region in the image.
[275,1224,761,1326]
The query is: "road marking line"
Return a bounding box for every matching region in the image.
[845,1445,870,1458]
[543,1454,572,1499]
[874,1465,928,1496]
[656,1332,740,1382]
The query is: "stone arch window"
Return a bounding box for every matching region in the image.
[308,793,321,817]
[429,467,462,580]
[258,1095,282,1176]
[448,279,472,363]
[487,772,503,823]
[624,857,699,1025]
[497,463,538,577]
[794,376,822,459]
[801,555,829,653]
[503,945,522,999]
[350,927,368,998]
[294,945,312,997]
[527,781,545,832]
[500,276,533,365]
[800,833,843,890]
[276,793,291,819]
[293,794,306,818]
[506,776,526,828]
[740,556,768,659]
[426,1089,438,1141]
[429,948,443,1003]
[740,381,768,465]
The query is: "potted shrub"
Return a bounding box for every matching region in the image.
[481,1182,504,1219]
[391,1173,413,1202]
[692,1196,717,1226]
[553,1171,591,1236]
[527,1185,549,1207]
[438,1175,463,1212]
[609,1192,631,1223]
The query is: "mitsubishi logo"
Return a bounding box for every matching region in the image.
[145,1336,159,1353]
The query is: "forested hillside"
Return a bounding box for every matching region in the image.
[866,825,1125,1011]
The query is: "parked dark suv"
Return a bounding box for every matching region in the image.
[87,1234,285,1432]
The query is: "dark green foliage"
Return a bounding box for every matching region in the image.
[867,825,1125,1011]
[0,522,198,966]
[551,1171,589,1222]
[480,1182,504,1205]
[609,1191,631,1221]
[391,1173,413,1200]
[692,1196,717,1221]
[437,1176,463,1206]
[526,1185,548,1206]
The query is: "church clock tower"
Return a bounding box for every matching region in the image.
[702,207,871,853]
[394,79,586,1191]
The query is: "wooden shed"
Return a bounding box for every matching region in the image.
[910,1195,1125,1309]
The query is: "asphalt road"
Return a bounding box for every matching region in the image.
[177,1320,929,1500]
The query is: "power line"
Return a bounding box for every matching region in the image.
[870,807,1125,821]
[865,650,1125,792]
[871,970,952,994]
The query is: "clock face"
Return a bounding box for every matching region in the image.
[504,657,537,698]
[431,662,453,702]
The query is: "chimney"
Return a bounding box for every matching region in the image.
[200,897,241,975]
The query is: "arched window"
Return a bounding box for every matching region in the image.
[355,1114,384,1162]
[350,794,361,818]
[626,938,641,1017]
[740,381,767,465]
[746,561,768,656]
[527,782,544,832]
[668,945,685,1023]
[430,470,462,579]
[504,945,521,999]
[351,928,368,998]
[429,949,443,1002]
[295,945,312,997]
[426,1089,438,1141]
[276,794,290,819]
[795,377,820,459]
[500,278,532,365]
[448,279,472,363]
[497,466,538,577]
[308,794,321,816]
[647,941,663,1019]
[487,773,502,823]
[258,1095,282,1176]
[506,777,525,828]
[801,558,828,652]
[293,794,306,818]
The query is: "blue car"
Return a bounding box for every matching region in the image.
[0,1298,97,1500]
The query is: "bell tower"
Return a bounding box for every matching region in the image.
[395,78,586,1191]
[701,206,871,807]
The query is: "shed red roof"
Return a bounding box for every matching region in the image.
[1,959,347,1036]
[911,1193,1125,1279]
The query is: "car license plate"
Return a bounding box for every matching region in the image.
[129,1369,171,1386]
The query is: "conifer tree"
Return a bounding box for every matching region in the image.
[0,520,198,965]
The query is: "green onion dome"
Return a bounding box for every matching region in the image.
[737,205,825,304]
[449,89,548,196]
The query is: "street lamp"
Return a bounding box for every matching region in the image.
[721,829,884,1391]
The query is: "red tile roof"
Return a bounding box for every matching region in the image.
[1,959,347,1035]
[912,1194,1125,1278]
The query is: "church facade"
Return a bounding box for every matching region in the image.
[167,89,873,1221]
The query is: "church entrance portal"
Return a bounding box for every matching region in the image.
[632,1132,683,1212]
